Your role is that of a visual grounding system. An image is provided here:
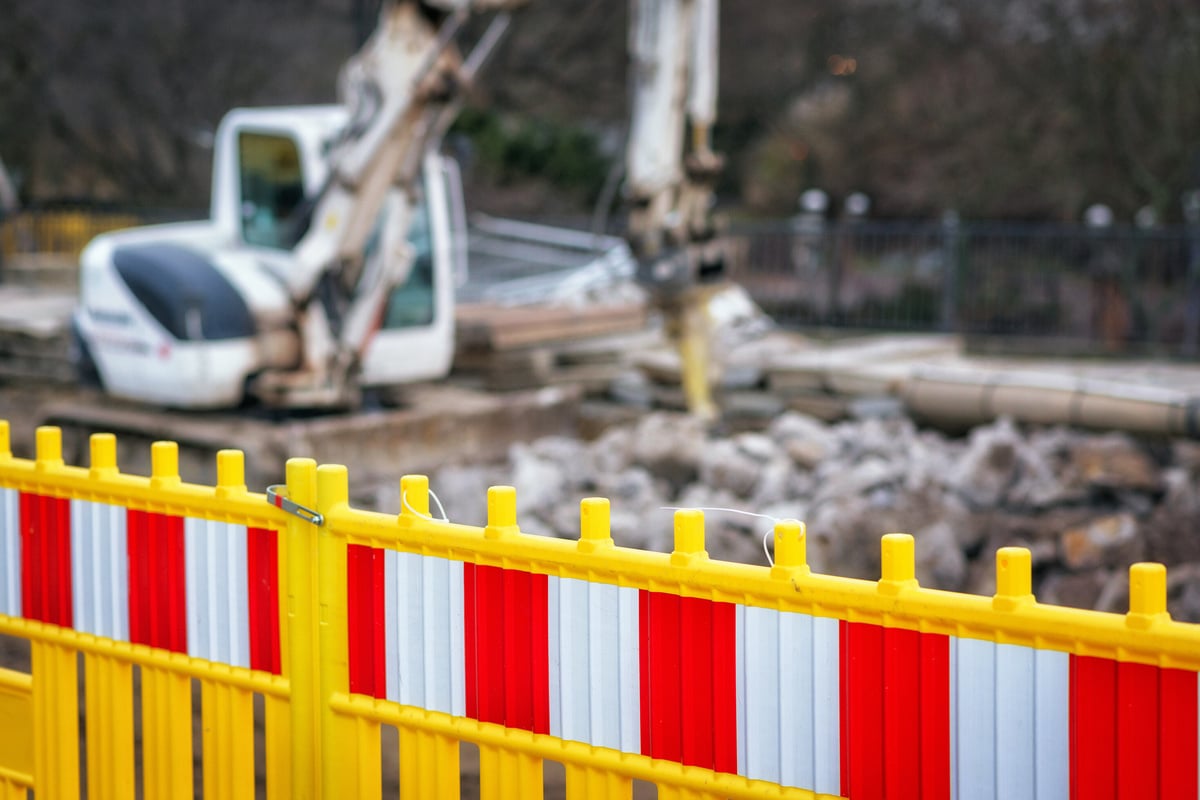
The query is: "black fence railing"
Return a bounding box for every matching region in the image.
[725,217,1200,357]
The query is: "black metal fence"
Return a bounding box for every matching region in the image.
[725,217,1200,357]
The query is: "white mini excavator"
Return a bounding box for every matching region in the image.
[73,0,725,415]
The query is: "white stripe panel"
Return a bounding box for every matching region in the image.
[955,637,997,800]
[70,500,129,640]
[616,583,640,750]
[184,518,250,668]
[1032,648,1069,799]
[952,639,1070,800]
[735,604,747,775]
[548,576,561,733]
[811,615,840,794]
[383,552,465,717]
[737,608,839,794]
[740,605,781,781]
[950,637,959,800]
[0,487,19,617]
[995,644,1034,799]
[547,576,640,752]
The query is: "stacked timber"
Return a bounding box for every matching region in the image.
[0,287,76,384]
[452,300,654,391]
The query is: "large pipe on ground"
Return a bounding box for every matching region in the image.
[901,367,1200,438]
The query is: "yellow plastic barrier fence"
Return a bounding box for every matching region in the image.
[1,419,1198,799]
[0,211,140,258]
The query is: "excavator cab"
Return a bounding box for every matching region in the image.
[75,106,465,409]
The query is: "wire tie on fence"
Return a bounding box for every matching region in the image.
[266,484,324,526]
[660,506,782,566]
[403,488,449,523]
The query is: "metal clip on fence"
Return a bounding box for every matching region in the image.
[266,484,324,526]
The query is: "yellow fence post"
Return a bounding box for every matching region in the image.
[670,508,707,567]
[770,519,809,580]
[478,485,544,800]
[398,474,462,800]
[141,441,194,799]
[81,434,136,800]
[661,510,725,800]
[200,450,256,800]
[317,465,379,799]
[993,547,1035,612]
[1126,562,1170,630]
[285,458,320,799]
[30,427,81,800]
[878,532,918,596]
[564,498,634,800]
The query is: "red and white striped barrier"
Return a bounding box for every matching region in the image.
[0,490,281,675]
[346,548,1200,798]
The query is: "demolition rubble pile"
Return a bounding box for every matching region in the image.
[389,412,1200,622]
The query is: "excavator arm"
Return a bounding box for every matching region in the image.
[269,0,723,415]
[263,0,523,406]
[626,0,725,420]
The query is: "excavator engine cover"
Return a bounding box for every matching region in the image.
[113,243,256,341]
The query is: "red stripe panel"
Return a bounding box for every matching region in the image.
[462,563,549,734]
[841,620,883,798]
[246,526,281,675]
[346,544,386,697]
[1117,661,1159,800]
[883,628,920,796]
[18,492,72,627]
[465,562,479,720]
[918,632,951,800]
[709,599,737,774]
[639,589,652,756]
[1071,655,1116,800]
[638,590,737,773]
[126,509,186,652]
[1158,666,1199,800]
[840,621,950,800]
[1072,657,1200,800]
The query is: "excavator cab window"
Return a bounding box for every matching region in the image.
[379,187,435,329]
[238,132,306,250]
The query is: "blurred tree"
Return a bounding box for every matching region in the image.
[0,0,353,206]
[742,0,1200,221]
[0,0,1196,221]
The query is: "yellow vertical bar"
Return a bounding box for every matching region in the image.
[316,464,352,800]
[564,764,632,799]
[201,681,255,800]
[140,665,193,798]
[399,728,460,800]
[352,717,382,800]
[285,458,320,799]
[478,746,542,800]
[31,640,79,800]
[265,694,292,800]
[84,653,134,800]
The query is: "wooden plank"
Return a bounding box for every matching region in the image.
[455,302,647,351]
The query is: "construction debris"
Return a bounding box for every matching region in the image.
[413,411,1200,622]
